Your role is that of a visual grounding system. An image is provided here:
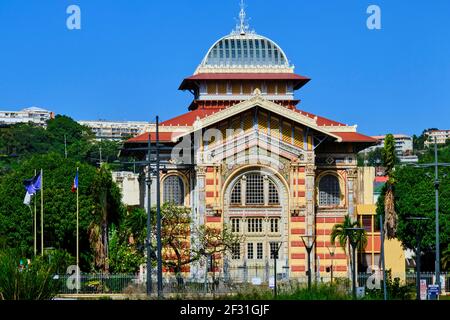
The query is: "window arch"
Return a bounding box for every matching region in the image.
[230,181,241,205]
[246,174,264,205]
[268,181,279,205]
[163,175,184,205]
[228,173,280,206]
[318,174,341,206]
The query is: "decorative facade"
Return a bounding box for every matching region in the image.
[123,5,377,281]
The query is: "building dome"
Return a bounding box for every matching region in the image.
[196,33,292,74]
[195,4,293,74]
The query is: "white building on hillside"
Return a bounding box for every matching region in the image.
[424,129,450,147]
[78,120,154,141]
[0,107,54,127]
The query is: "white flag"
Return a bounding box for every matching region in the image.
[23,192,32,206]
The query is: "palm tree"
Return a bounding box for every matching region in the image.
[330,215,368,292]
[382,134,398,239]
[88,164,123,273]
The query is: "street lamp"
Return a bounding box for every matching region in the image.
[409,137,450,292]
[345,227,365,299]
[300,235,316,290]
[326,243,336,284]
[269,241,283,298]
[406,216,430,300]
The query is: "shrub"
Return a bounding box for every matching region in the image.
[0,249,61,300]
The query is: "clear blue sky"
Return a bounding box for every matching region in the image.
[0,0,449,136]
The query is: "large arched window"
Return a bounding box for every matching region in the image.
[246,174,264,205]
[163,175,184,205]
[229,173,280,206]
[318,174,341,206]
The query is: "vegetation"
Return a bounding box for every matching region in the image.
[382,134,398,239]
[364,270,415,300]
[0,249,73,300]
[330,215,367,277]
[159,203,241,282]
[376,164,450,270]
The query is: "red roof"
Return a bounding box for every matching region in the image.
[127,132,183,143]
[160,108,220,126]
[331,132,378,143]
[292,109,347,127]
[179,73,310,91]
[375,176,389,183]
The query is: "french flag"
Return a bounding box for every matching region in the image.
[72,170,78,193]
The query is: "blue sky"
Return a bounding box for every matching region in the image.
[0,0,449,136]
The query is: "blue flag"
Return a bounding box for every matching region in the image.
[23,174,41,205]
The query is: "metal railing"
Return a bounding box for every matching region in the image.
[55,272,449,295]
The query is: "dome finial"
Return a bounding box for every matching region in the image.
[234,0,251,35]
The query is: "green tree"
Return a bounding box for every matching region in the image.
[330,215,367,278]
[0,153,124,272]
[377,165,450,270]
[88,164,124,273]
[157,203,241,283]
[382,134,398,239]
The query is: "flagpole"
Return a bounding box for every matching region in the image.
[34,169,37,256]
[76,167,80,293]
[40,168,44,256]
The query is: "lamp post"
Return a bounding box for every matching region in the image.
[301,235,315,290]
[327,243,336,284]
[145,132,153,296]
[269,241,283,298]
[345,227,365,299]
[406,217,430,300]
[409,137,450,293]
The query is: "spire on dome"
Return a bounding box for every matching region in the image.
[232,0,253,35]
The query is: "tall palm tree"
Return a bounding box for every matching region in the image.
[88,164,123,273]
[382,134,398,239]
[330,215,368,287]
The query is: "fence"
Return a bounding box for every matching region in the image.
[56,271,450,296]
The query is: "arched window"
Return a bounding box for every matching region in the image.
[246,174,264,205]
[268,181,279,205]
[229,173,280,206]
[163,175,184,205]
[318,174,341,206]
[230,181,241,205]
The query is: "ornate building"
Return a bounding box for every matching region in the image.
[123,5,376,281]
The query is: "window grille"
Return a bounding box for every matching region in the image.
[268,181,279,205]
[247,243,254,260]
[247,218,263,233]
[231,218,240,233]
[230,181,242,205]
[270,243,279,259]
[270,218,279,233]
[246,174,264,205]
[163,176,184,205]
[318,175,340,206]
[257,243,263,260]
[231,243,240,260]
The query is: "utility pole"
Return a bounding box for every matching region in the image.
[146,132,153,296]
[406,217,429,300]
[270,242,282,298]
[411,137,450,293]
[433,137,441,291]
[99,145,103,166]
[156,116,163,299]
[301,235,315,290]
[64,134,68,159]
[380,215,387,300]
